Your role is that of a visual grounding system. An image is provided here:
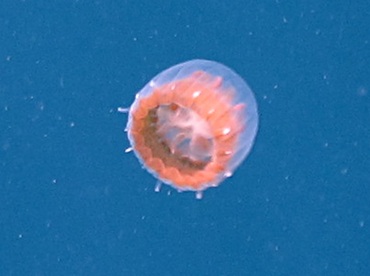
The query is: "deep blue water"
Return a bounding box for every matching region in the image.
[1,1,369,275]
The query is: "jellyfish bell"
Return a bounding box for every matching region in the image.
[120,59,258,199]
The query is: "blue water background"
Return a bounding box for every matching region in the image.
[1,0,369,275]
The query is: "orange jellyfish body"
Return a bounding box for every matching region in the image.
[126,60,258,195]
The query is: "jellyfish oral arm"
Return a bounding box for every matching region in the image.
[156,104,213,163]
